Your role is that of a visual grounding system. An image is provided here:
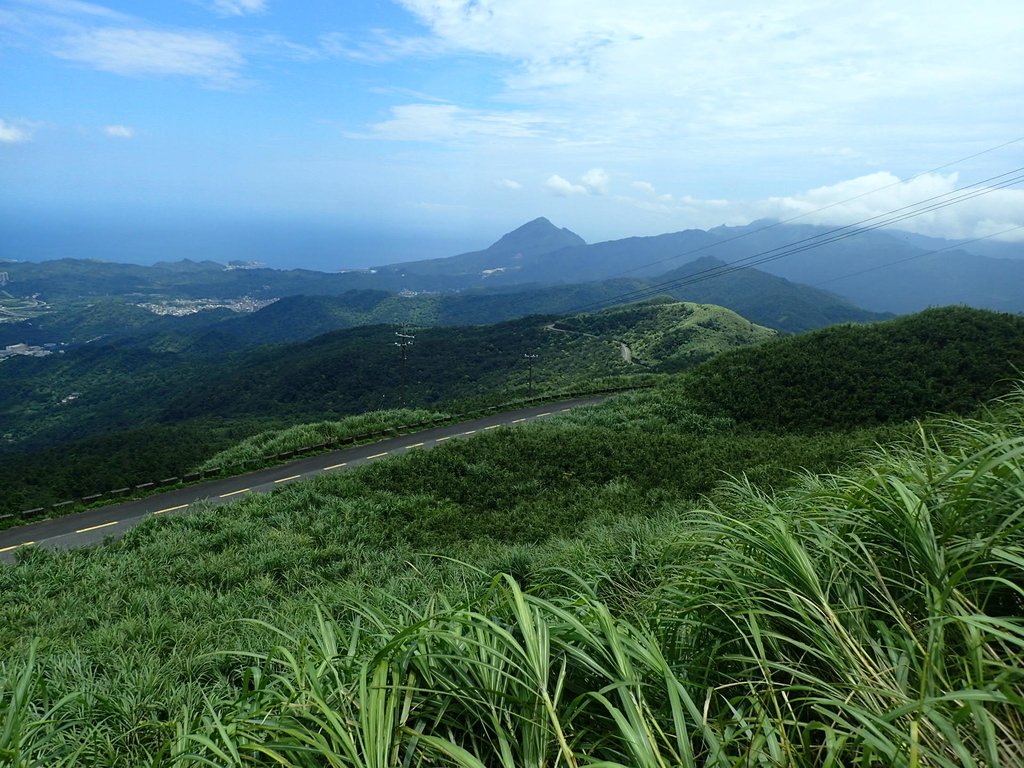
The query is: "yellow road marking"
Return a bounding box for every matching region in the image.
[406,443,424,449]
[366,452,389,460]
[323,462,347,470]
[154,504,188,515]
[220,488,250,498]
[274,475,302,484]
[75,521,118,534]
[0,541,34,554]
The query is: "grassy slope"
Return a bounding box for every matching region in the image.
[3,384,1022,764]
[0,385,895,763]
[559,297,778,370]
[189,300,773,478]
[194,407,450,472]
[1,306,1023,763]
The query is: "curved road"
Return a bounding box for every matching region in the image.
[0,396,604,563]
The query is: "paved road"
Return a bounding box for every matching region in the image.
[0,396,605,563]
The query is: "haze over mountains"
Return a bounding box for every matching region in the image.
[382,217,1024,314]
[4,217,1021,345]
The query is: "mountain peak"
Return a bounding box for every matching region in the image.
[489,217,586,254]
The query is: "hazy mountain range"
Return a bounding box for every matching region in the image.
[2,217,1021,335]
[384,217,1024,314]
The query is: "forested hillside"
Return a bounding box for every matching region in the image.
[682,305,1024,429]
[0,301,766,515]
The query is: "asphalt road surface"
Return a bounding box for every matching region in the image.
[1,396,605,563]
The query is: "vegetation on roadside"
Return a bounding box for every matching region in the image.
[2,375,1022,763]
[194,408,450,472]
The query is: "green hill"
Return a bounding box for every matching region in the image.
[2,324,1023,762]
[682,305,1024,430]
[654,255,890,332]
[556,297,777,371]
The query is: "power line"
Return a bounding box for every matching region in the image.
[393,333,413,411]
[523,353,538,396]
[592,135,1024,283]
[560,168,1024,316]
[811,224,1024,289]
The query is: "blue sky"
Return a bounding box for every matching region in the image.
[2,0,1023,268]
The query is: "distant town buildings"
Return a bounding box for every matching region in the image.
[137,296,278,316]
[0,343,53,360]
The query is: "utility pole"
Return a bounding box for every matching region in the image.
[395,331,415,408]
[523,353,539,397]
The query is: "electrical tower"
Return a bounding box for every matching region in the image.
[395,331,415,408]
[523,353,539,397]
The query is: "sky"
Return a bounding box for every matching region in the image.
[1,0,1023,269]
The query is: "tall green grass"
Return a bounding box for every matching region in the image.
[172,386,1023,765]
[3,386,1021,764]
[194,408,449,472]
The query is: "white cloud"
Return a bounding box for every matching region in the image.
[103,124,134,138]
[387,1,1024,185]
[350,103,552,142]
[15,0,131,21]
[56,27,246,85]
[319,30,439,63]
[581,167,609,194]
[632,180,656,195]
[208,0,266,16]
[759,172,1024,241]
[0,118,31,143]
[607,171,1024,243]
[545,174,586,196]
[545,168,609,196]
[500,178,523,191]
